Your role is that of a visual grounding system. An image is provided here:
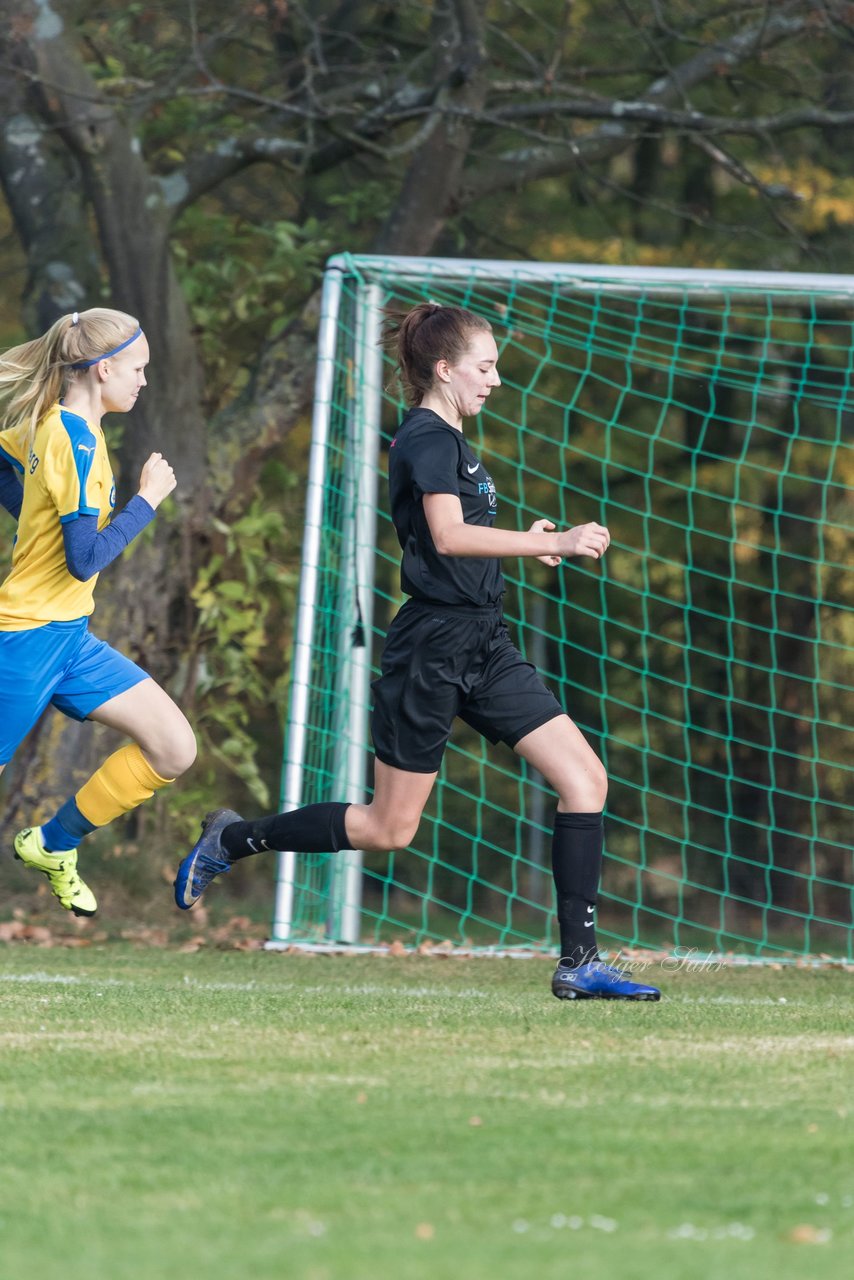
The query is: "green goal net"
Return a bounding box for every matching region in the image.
[271,255,853,962]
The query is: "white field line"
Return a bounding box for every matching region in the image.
[0,971,823,1005]
[263,941,854,968]
[0,972,490,999]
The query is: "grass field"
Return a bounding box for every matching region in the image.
[0,945,851,1280]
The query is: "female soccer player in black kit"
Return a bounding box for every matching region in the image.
[175,302,659,1001]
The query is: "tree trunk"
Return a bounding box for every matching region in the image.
[377,3,488,254]
[0,96,101,329]
[0,5,209,838]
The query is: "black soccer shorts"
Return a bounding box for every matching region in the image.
[370,599,564,773]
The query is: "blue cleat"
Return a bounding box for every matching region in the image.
[552,959,661,1001]
[174,808,242,910]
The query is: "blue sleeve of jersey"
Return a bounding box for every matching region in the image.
[0,451,23,519]
[62,495,156,581]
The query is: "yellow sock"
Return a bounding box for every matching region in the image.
[75,744,174,828]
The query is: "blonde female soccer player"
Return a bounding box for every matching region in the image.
[0,308,196,916]
[174,302,658,1001]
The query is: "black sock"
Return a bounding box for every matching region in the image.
[221,802,353,861]
[551,810,603,968]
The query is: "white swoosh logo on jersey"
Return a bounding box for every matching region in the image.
[466,462,480,474]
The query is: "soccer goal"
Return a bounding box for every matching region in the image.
[269,254,853,962]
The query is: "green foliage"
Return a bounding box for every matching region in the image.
[185,497,298,810]
[85,3,187,94]
[172,213,329,409]
[325,180,398,230]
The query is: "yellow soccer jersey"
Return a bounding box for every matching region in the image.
[0,404,116,630]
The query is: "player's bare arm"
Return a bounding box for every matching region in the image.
[423,492,610,562]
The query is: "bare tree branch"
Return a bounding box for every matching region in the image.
[463,99,854,137]
[689,133,799,201]
[460,4,813,202]
[164,135,304,216]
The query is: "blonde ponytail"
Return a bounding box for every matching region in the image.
[0,307,140,453]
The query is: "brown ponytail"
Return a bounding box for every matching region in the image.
[386,302,492,406]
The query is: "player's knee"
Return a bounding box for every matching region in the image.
[590,758,608,808]
[173,726,198,776]
[363,813,420,852]
[556,756,608,811]
[157,723,197,779]
[390,816,420,849]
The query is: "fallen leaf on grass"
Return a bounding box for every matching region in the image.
[218,937,263,951]
[119,927,171,947]
[786,1224,832,1245]
[0,921,53,944]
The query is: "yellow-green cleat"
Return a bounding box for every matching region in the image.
[13,827,97,917]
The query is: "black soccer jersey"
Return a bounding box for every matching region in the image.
[387,406,503,606]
